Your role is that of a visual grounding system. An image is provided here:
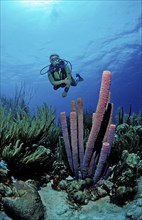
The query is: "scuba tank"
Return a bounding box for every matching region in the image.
[40,59,72,75]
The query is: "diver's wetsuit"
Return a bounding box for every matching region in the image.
[48,61,77,93]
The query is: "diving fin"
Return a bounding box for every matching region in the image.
[76,73,84,82]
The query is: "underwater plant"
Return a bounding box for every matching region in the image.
[0,103,56,149]
[0,102,61,179]
[0,83,33,116]
[60,71,116,186]
[110,123,142,165]
[115,105,142,126]
[83,108,94,131]
[110,149,142,206]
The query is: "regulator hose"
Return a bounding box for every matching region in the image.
[40,59,72,75]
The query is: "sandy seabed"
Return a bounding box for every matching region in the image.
[39,183,126,220]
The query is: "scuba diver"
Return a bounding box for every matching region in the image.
[40,54,84,97]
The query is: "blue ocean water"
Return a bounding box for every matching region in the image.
[1,0,142,119]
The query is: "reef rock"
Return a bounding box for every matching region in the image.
[111,150,142,206]
[2,180,44,220]
[125,177,142,220]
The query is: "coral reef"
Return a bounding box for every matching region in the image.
[60,71,116,185]
[59,70,142,207]
[110,123,142,164]
[0,102,61,180]
[110,150,142,206]
[54,148,142,206]
[2,180,44,220]
[115,105,142,126]
[0,103,56,148]
[0,71,142,219]
[0,83,31,116]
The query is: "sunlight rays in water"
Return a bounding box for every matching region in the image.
[20,0,58,7]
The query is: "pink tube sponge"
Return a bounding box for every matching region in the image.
[77,98,84,174]
[82,71,111,178]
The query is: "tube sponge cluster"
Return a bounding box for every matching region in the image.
[60,71,116,185]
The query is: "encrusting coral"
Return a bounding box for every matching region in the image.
[110,149,142,206]
[60,71,116,186]
[110,123,142,164]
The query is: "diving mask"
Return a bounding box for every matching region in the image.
[50,55,60,66]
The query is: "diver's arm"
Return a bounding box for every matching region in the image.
[65,65,72,81]
[62,65,72,91]
[48,72,66,86]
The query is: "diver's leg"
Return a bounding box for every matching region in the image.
[71,78,77,86]
[53,85,60,90]
[71,74,84,86]
[62,86,69,97]
[62,74,84,97]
